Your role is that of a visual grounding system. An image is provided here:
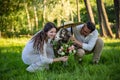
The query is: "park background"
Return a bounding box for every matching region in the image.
[0,0,120,80]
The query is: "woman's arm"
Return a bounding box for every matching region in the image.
[53,56,68,62]
[39,55,68,64]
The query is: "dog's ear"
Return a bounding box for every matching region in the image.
[54,28,62,41]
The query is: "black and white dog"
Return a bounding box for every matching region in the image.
[53,28,72,57]
[54,28,71,43]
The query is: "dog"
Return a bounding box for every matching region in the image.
[53,28,72,57]
[54,28,71,43]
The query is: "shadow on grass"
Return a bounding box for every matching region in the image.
[104,41,120,47]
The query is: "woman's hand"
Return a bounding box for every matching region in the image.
[59,56,68,62]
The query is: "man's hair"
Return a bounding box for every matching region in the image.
[86,21,95,32]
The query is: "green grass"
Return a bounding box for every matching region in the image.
[0,38,120,80]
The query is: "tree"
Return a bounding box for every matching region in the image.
[24,2,31,31]
[114,0,120,38]
[76,0,81,22]
[43,0,46,26]
[84,0,95,24]
[96,0,114,38]
[96,0,107,37]
[33,1,38,31]
[69,0,74,21]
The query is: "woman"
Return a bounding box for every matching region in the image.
[22,22,68,72]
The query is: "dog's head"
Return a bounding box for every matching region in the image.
[54,28,71,42]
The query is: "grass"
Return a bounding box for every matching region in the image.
[0,37,120,80]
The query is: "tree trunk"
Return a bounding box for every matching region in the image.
[0,16,2,37]
[33,6,38,31]
[114,0,120,38]
[96,0,107,37]
[0,31,1,38]
[69,0,74,21]
[24,3,31,31]
[76,0,81,22]
[70,10,74,22]
[67,0,73,21]
[100,0,114,38]
[84,0,95,24]
[57,17,61,27]
[43,0,46,26]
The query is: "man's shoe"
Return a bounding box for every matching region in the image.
[78,58,83,63]
[92,60,99,64]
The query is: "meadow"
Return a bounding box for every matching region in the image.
[0,37,120,80]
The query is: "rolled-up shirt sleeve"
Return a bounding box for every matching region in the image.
[40,55,53,64]
[82,31,98,51]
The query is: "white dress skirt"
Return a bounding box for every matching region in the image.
[22,39,55,72]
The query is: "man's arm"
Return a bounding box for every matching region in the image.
[69,30,98,51]
[82,30,98,51]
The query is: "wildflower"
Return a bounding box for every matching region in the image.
[53,40,77,56]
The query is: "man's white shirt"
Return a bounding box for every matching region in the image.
[67,24,98,51]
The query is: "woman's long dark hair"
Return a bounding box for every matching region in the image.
[32,22,57,53]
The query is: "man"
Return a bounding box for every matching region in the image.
[68,21,104,64]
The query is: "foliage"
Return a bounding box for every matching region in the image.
[0,0,116,37]
[0,38,120,80]
[105,5,115,23]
